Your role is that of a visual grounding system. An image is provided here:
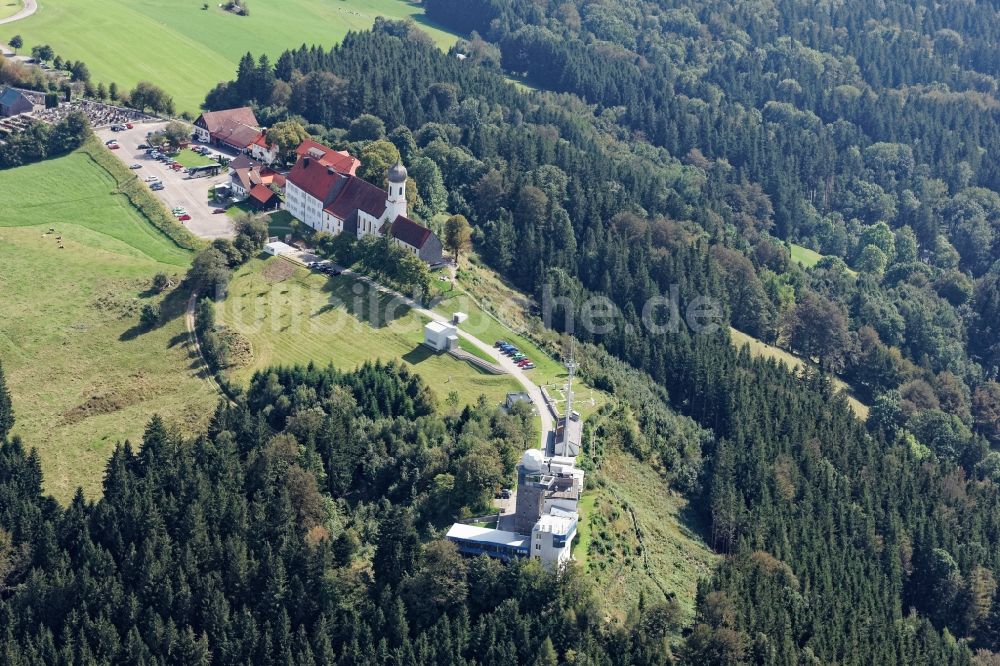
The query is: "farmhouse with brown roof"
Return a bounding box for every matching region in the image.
[193,107,266,152]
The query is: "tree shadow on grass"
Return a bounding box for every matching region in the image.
[167,331,187,348]
[119,284,193,341]
[316,277,412,329]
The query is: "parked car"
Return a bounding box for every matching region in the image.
[108,143,120,150]
[521,363,535,370]
[129,163,142,169]
[105,139,117,146]
[212,208,226,214]
[138,143,149,150]
[125,123,134,129]
[517,360,532,367]
[150,183,164,191]
[177,214,191,222]
[494,340,507,348]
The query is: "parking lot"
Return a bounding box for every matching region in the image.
[96,122,235,239]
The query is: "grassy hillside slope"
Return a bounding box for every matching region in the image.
[217,257,524,409]
[10,0,460,113]
[0,149,218,501]
[579,449,718,624]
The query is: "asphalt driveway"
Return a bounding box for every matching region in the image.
[96,123,235,239]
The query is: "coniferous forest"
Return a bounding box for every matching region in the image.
[5,1,1000,663]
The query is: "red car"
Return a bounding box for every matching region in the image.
[517,359,532,367]
[125,123,134,129]
[177,214,191,222]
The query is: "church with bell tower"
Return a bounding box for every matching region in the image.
[284,140,443,263]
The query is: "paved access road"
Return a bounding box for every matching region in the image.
[338,267,556,450]
[96,123,235,239]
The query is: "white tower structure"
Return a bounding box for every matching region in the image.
[385,162,408,222]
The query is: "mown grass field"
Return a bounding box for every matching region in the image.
[217,257,524,408]
[788,242,824,268]
[11,0,461,113]
[789,242,858,276]
[0,150,218,501]
[0,0,23,20]
[171,148,216,168]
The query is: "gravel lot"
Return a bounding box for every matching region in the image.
[95,123,235,239]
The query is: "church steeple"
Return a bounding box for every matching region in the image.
[385,162,408,221]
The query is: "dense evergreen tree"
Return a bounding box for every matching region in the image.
[0,362,12,442]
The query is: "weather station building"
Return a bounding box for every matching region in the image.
[447,449,584,570]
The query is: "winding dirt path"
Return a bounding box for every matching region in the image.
[185,291,235,406]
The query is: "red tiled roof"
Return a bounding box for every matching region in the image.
[261,172,286,188]
[387,215,432,249]
[252,132,271,148]
[325,176,387,219]
[287,156,346,202]
[196,107,259,133]
[294,139,359,175]
[249,184,276,204]
[214,121,262,149]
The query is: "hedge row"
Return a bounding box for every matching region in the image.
[80,135,203,252]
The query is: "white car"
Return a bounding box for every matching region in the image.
[144,175,159,182]
[129,163,142,169]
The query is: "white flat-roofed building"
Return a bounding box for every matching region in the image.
[424,321,458,352]
[530,508,578,568]
[264,241,295,257]
[446,524,529,561]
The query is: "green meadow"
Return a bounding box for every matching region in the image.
[0,0,23,20]
[217,257,525,409]
[8,0,461,113]
[0,149,218,501]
